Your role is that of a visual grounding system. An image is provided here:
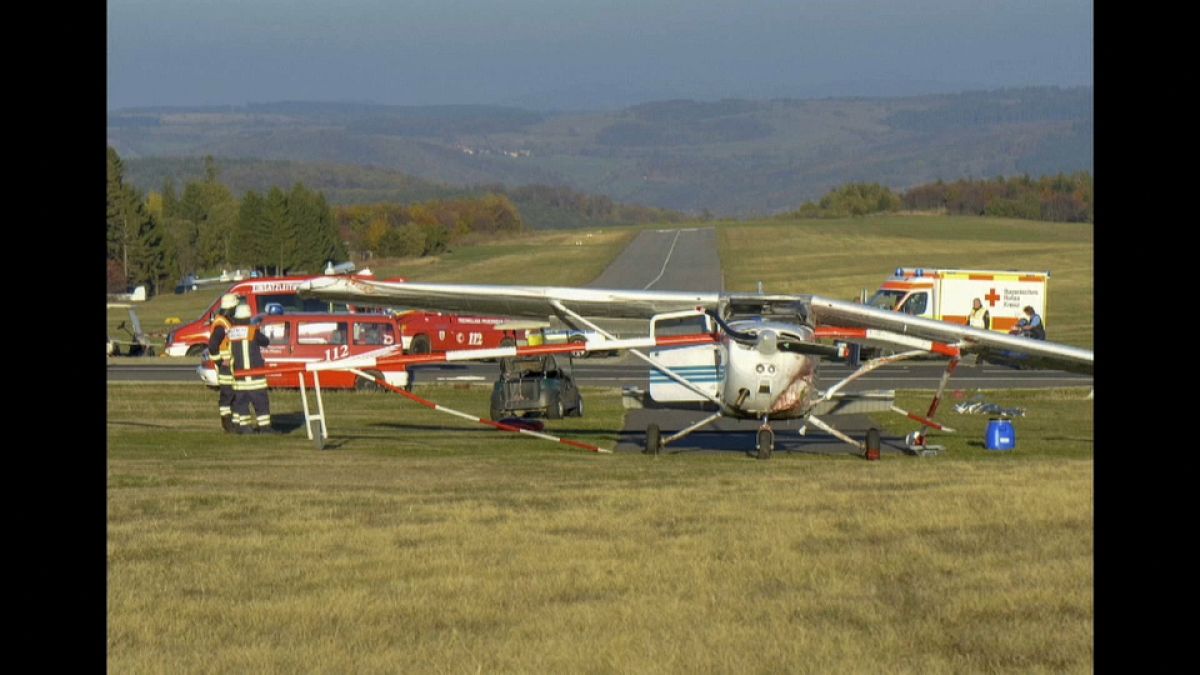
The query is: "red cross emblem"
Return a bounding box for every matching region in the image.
[984,288,1000,306]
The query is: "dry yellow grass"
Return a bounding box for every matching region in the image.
[109,384,1092,672]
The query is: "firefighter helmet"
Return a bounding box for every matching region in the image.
[234,304,252,320]
[220,293,239,310]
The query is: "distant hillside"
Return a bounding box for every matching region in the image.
[109,88,1093,216]
[122,157,685,229]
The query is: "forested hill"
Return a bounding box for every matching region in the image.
[123,157,686,230]
[110,87,1092,216]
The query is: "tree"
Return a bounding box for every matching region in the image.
[178,172,238,271]
[233,190,270,271]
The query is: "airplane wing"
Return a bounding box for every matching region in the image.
[806,295,1093,375]
[299,277,720,320]
[298,278,1092,374]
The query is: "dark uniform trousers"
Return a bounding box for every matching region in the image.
[229,323,272,432]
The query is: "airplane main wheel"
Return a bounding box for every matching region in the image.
[756,427,774,460]
[865,427,881,460]
[645,424,662,455]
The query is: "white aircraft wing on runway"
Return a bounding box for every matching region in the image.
[299,277,722,319]
[299,278,1092,373]
[295,277,1092,456]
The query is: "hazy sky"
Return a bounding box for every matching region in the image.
[108,0,1093,111]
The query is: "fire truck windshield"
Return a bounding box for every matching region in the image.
[258,293,348,313]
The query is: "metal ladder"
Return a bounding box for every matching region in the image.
[297,371,329,449]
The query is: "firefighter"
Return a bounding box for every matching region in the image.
[207,293,240,432]
[967,298,990,330]
[229,303,277,434]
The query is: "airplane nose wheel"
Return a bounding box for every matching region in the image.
[756,425,774,460]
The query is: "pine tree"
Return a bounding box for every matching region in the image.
[264,187,296,274]
[234,190,270,272]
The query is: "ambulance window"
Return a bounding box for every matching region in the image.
[901,293,928,315]
[297,321,349,345]
[353,321,394,346]
[261,322,290,345]
[868,290,905,310]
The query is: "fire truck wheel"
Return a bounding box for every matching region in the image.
[356,370,384,392]
[186,344,206,357]
[410,335,431,355]
[500,337,516,349]
[568,335,587,358]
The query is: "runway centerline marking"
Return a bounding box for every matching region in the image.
[643,229,683,290]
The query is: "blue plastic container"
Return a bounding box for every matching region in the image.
[985,419,1016,451]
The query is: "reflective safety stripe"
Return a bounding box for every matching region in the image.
[219,406,232,415]
[234,379,268,391]
[256,415,271,424]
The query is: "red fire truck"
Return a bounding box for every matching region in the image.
[166,274,520,358]
[395,311,521,354]
[197,312,409,390]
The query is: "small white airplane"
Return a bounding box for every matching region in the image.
[281,278,1092,458]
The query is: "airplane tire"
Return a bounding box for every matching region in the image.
[756,427,774,460]
[645,424,662,455]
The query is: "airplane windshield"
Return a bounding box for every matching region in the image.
[867,290,905,310]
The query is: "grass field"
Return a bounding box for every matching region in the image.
[109,383,1092,672]
[718,215,1094,348]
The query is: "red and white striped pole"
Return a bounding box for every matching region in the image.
[346,368,609,453]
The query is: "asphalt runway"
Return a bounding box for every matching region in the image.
[586,227,723,291]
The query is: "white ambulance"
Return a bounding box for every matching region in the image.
[866,267,1049,334]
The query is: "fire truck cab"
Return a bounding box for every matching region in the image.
[197,312,409,390]
[867,267,1049,333]
[165,274,392,357]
